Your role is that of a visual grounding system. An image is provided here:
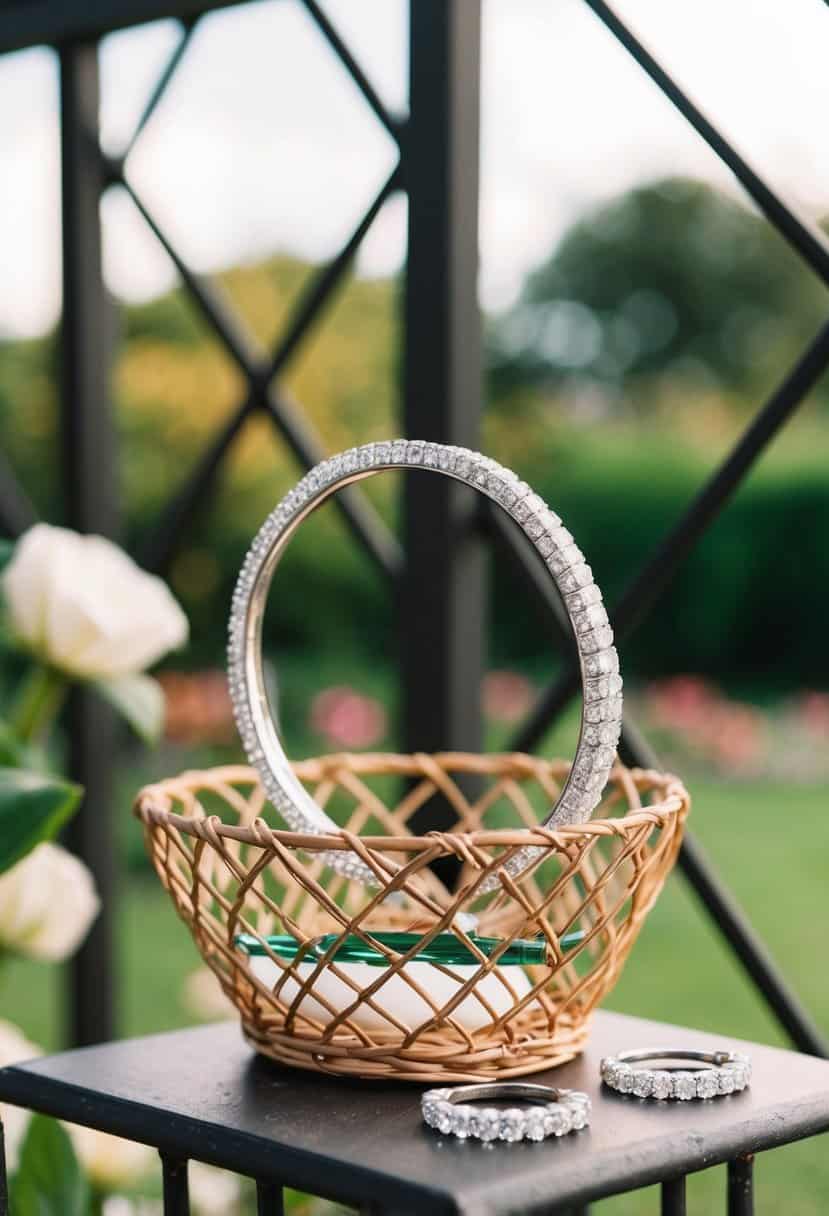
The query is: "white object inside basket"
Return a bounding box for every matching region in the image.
[248,954,536,1032]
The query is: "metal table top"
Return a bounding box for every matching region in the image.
[1,1010,828,1215]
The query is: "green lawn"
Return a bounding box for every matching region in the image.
[597,778,829,1215]
[2,777,827,1213]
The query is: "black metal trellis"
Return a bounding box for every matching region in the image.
[0,0,828,1209]
[0,0,826,1058]
[59,39,120,1047]
[402,0,485,850]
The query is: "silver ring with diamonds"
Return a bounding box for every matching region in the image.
[601,1048,752,1101]
[227,440,622,887]
[421,1082,591,1142]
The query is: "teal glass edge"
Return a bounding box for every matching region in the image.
[233,929,586,967]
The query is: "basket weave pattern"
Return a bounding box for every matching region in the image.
[136,753,688,1083]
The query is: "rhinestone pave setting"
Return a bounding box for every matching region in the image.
[422,1088,591,1142]
[227,440,622,887]
[600,1051,751,1101]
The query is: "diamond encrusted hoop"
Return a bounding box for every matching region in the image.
[227,440,622,887]
[600,1048,752,1100]
[422,1082,591,1142]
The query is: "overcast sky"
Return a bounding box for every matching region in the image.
[0,0,826,337]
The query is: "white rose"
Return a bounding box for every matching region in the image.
[188,1162,242,1216]
[3,524,188,679]
[0,843,99,961]
[0,1018,40,1067]
[68,1125,154,1190]
[0,1020,41,1169]
[102,1200,162,1216]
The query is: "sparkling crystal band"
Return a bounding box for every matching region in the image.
[601,1048,752,1101]
[227,440,622,887]
[422,1082,591,1142]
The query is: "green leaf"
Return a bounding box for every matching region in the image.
[0,538,14,574]
[0,723,51,775]
[95,673,165,744]
[8,666,68,747]
[0,721,24,767]
[0,540,15,654]
[0,768,82,875]
[9,1115,90,1216]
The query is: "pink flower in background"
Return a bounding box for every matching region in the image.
[644,675,719,733]
[644,674,764,775]
[797,691,829,739]
[709,703,764,772]
[483,670,535,724]
[310,686,387,749]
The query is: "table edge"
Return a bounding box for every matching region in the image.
[0,1065,461,1216]
[465,1092,829,1215]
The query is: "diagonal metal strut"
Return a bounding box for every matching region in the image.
[495,317,829,1054]
[120,17,200,163]
[105,159,403,579]
[301,0,405,147]
[583,0,829,288]
[484,501,828,1056]
[512,315,829,755]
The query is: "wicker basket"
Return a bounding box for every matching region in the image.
[135,753,688,1083]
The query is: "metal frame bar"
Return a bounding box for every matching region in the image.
[678,831,827,1055]
[400,2,485,883]
[58,40,120,1048]
[0,1,410,1047]
[160,1155,190,1215]
[301,0,405,147]
[256,1181,285,1216]
[513,316,829,754]
[0,0,825,1103]
[619,713,827,1055]
[491,5,829,1054]
[0,1121,7,1216]
[582,0,829,286]
[0,1103,777,1215]
[108,164,402,579]
[661,1176,687,1216]
[728,1155,755,1216]
[401,0,484,768]
[484,499,829,1059]
[0,1,246,54]
[120,18,199,163]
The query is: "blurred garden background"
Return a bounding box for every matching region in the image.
[1,0,829,1211]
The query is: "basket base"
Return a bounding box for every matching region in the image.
[240,1014,593,1084]
[137,755,687,1087]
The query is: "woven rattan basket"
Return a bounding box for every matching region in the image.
[136,753,688,1083]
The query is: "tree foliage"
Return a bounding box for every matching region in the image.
[489,177,827,404]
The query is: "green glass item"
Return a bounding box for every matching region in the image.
[234,929,585,967]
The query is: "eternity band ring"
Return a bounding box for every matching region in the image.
[422,1082,591,1142]
[601,1048,752,1100]
[227,440,622,888]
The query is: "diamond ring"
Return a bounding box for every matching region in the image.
[421,1081,591,1142]
[227,440,622,887]
[601,1048,752,1100]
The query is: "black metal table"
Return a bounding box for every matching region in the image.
[0,1010,827,1215]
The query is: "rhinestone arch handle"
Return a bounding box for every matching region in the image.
[227,440,622,888]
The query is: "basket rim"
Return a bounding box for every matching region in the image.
[134,754,689,852]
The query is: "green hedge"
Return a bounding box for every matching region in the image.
[144,428,829,691]
[2,264,827,689]
[497,428,829,689]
